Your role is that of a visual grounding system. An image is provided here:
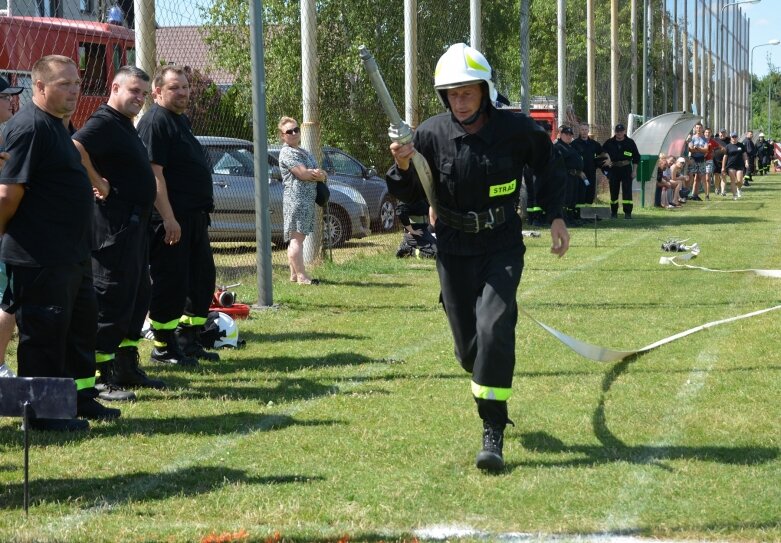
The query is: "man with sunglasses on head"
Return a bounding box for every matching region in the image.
[0,75,24,380]
[136,65,217,367]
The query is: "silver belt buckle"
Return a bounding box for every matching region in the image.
[467,211,480,233]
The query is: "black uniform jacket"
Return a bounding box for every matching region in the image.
[602,136,641,173]
[571,136,604,178]
[386,107,566,256]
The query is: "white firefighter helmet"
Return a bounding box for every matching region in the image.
[434,43,497,109]
[213,312,239,348]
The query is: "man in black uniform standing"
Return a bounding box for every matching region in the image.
[571,122,605,205]
[554,125,586,226]
[395,199,436,259]
[602,124,640,219]
[0,55,119,430]
[387,43,569,473]
[73,66,166,395]
[137,65,216,366]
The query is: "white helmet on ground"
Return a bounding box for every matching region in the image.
[434,43,497,109]
[212,312,239,348]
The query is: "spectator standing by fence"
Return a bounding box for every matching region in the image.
[73,66,166,395]
[0,55,120,430]
[602,124,640,219]
[137,65,217,367]
[0,75,24,379]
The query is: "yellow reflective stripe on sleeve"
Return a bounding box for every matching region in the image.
[527,206,542,212]
[119,338,140,348]
[95,352,115,364]
[623,151,633,157]
[75,376,96,391]
[471,380,512,401]
[489,179,517,198]
[149,318,180,331]
[179,315,207,327]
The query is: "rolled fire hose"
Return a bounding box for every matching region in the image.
[358,46,438,216]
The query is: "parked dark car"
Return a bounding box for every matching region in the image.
[199,136,370,247]
[268,144,397,232]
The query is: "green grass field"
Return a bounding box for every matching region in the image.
[1,175,780,543]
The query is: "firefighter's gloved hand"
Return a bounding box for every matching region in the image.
[583,178,590,186]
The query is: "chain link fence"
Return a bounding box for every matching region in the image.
[1,0,678,286]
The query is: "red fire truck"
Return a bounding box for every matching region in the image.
[0,15,134,127]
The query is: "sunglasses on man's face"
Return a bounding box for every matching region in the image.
[284,126,300,135]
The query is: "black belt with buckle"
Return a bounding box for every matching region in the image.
[436,203,509,233]
[612,160,632,167]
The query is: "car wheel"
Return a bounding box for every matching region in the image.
[378,195,397,231]
[323,204,351,247]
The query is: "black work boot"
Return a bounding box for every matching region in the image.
[95,361,137,402]
[476,421,505,472]
[77,394,121,421]
[113,347,167,389]
[150,329,199,367]
[176,325,220,362]
[475,398,511,473]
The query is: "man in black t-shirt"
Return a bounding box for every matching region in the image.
[73,66,166,396]
[136,65,217,366]
[0,55,120,431]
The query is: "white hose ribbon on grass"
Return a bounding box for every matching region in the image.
[660,255,781,277]
[520,305,781,363]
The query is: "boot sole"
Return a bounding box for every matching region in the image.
[476,451,505,472]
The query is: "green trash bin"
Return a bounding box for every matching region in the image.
[636,154,658,207]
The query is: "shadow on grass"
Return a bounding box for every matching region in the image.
[515,355,779,469]
[0,465,324,510]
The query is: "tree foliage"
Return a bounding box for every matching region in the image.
[200,0,648,169]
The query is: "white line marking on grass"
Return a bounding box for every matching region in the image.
[415,524,729,542]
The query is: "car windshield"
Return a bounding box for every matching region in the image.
[207,147,255,176]
[324,150,363,177]
[206,146,282,180]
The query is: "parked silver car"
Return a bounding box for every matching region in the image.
[269,144,397,232]
[199,136,370,247]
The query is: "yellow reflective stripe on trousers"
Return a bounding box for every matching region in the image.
[621,200,633,204]
[471,380,512,401]
[527,206,542,212]
[119,338,140,348]
[95,352,115,364]
[75,376,96,391]
[179,315,207,327]
[149,318,180,331]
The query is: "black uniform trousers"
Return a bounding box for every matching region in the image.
[6,260,97,393]
[584,170,597,204]
[437,244,524,398]
[92,202,151,352]
[149,210,215,326]
[608,166,634,217]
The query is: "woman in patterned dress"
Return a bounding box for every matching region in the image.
[277,116,327,285]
